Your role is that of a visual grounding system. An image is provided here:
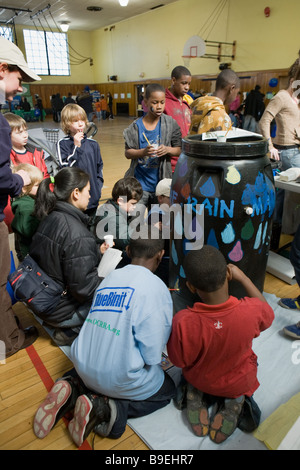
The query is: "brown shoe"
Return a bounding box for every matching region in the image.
[210,396,245,444]
[20,326,39,350]
[5,326,38,358]
[186,384,210,437]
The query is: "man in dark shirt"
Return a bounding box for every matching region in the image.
[0,37,40,358]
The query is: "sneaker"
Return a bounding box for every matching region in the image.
[210,396,245,444]
[279,296,300,310]
[68,394,110,447]
[33,378,78,438]
[283,322,300,339]
[94,398,117,438]
[186,384,209,437]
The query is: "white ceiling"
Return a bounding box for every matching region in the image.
[0,0,179,32]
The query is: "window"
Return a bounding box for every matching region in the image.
[23,29,70,76]
[0,26,13,41]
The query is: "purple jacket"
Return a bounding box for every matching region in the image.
[0,113,23,221]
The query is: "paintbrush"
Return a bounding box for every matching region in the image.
[143,132,152,146]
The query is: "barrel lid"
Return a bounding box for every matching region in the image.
[182,134,269,159]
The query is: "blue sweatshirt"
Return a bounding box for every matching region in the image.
[57,134,104,210]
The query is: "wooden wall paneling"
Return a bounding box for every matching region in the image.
[28,68,289,117]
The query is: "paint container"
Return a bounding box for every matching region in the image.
[104,234,114,247]
[170,134,275,301]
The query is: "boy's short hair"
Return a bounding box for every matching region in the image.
[3,112,27,132]
[12,163,43,195]
[216,69,240,91]
[61,103,88,134]
[171,65,191,80]
[145,83,165,99]
[129,226,164,259]
[112,177,143,202]
[183,245,228,293]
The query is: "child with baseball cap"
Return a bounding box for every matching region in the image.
[148,178,172,285]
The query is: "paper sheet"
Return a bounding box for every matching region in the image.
[278,416,300,450]
[97,248,123,278]
[201,128,262,140]
[278,168,300,182]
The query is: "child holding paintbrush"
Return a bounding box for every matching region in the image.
[123,83,182,209]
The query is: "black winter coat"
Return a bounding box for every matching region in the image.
[29,201,102,323]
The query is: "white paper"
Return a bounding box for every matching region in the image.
[277,416,300,450]
[279,168,300,182]
[97,248,123,278]
[201,128,262,141]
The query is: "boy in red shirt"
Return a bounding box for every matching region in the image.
[3,112,49,231]
[4,112,49,178]
[164,66,192,171]
[167,245,274,444]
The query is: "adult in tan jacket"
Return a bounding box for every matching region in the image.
[260,54,300,226]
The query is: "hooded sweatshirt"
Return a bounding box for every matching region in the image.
[164,88,191,171]
[189,95,232,135]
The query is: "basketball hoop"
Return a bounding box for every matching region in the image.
[182,36,206,59]
[182,35,236,63]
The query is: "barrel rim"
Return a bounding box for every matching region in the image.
[181,135,269,158]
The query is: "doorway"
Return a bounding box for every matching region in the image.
[135,84,150,117]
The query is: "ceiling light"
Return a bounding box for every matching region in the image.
[60,21,70,32]
[119,0,129,6]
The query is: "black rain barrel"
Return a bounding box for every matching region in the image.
[169,134,275,301]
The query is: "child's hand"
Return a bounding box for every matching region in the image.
[227,264,247,283]
[156,145,168,157]
[100,241,114,254]
[74,131,84,147]
[228,263,267,302]
[153,221,162,231]
[143,145,158,157]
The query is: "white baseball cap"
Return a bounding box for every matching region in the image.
[0,37,40,82]
[155,178,172,197]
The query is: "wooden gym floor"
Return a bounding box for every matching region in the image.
[0,115,298,450]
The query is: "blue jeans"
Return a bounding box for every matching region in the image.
[87,112,94,122]
[273,146,300,224]
[44,300,92,331]
[109,372,176,439]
